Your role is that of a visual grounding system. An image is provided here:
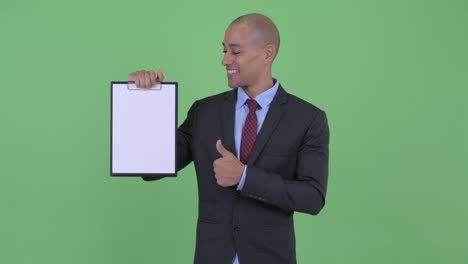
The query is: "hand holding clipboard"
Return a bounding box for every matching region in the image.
[128,69,165,88]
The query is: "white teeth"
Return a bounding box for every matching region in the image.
[227,70,237,74]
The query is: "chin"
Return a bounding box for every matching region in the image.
[227,80,239,89]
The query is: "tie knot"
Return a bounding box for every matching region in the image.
[246,99,258,112]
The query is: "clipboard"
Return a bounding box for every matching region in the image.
[111,81,178,177]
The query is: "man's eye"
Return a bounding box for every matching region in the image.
[222,50,240,55]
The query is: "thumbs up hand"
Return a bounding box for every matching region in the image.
[216,139,236,158]
[213,139,245,187]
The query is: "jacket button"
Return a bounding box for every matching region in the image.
[233,225,241,232]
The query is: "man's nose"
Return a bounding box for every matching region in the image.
[222,53,232,66]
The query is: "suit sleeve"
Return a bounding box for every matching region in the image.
[142,101,197,181]
[240,110,329,215]
[176,101,197,170]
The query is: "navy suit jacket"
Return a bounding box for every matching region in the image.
[145,84,329,264]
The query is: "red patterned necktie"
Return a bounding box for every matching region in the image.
[240,99,259,164]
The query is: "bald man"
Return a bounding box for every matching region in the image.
[129,13,329,264]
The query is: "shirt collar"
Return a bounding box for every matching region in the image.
[236,79,280,110]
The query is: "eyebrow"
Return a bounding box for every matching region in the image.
[222,42,243,48]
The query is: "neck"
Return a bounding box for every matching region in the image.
[241,75,274,99]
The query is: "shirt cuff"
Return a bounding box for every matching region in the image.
[237,165,247,191]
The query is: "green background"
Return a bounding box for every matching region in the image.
[1,0,467,263]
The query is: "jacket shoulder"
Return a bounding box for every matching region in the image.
[198,90,232,102]
[287,94,323,111]
[192,89,234,110]
[280,86,326,118]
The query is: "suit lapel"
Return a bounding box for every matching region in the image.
[248,85,288,164]
[221,89,238,156]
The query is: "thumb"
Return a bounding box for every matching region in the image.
[157,69,165,82]
[216,139,233,157]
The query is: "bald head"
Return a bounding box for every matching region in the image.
[230,13,281,57]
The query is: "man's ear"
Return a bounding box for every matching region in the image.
[264,43,277,63]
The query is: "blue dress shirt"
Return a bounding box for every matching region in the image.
[233,80,279,264]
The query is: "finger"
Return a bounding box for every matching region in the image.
[144,71,151,88]
[214,174,225,187]
[137,70,146,88]
[128,72,135,82]
[213,167,220,176]
[157,69,165,82]
[128,72,140,87]
[149,70,157,86]
[216,178,222,186]
[216,139,233,157]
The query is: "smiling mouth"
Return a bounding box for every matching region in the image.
[227,70,238,75]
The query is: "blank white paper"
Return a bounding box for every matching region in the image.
[112,82,177,175]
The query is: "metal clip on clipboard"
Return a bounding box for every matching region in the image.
[127,82,163,91]
[127,75,163,90]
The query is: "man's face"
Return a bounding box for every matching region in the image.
[222,24,266,89]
